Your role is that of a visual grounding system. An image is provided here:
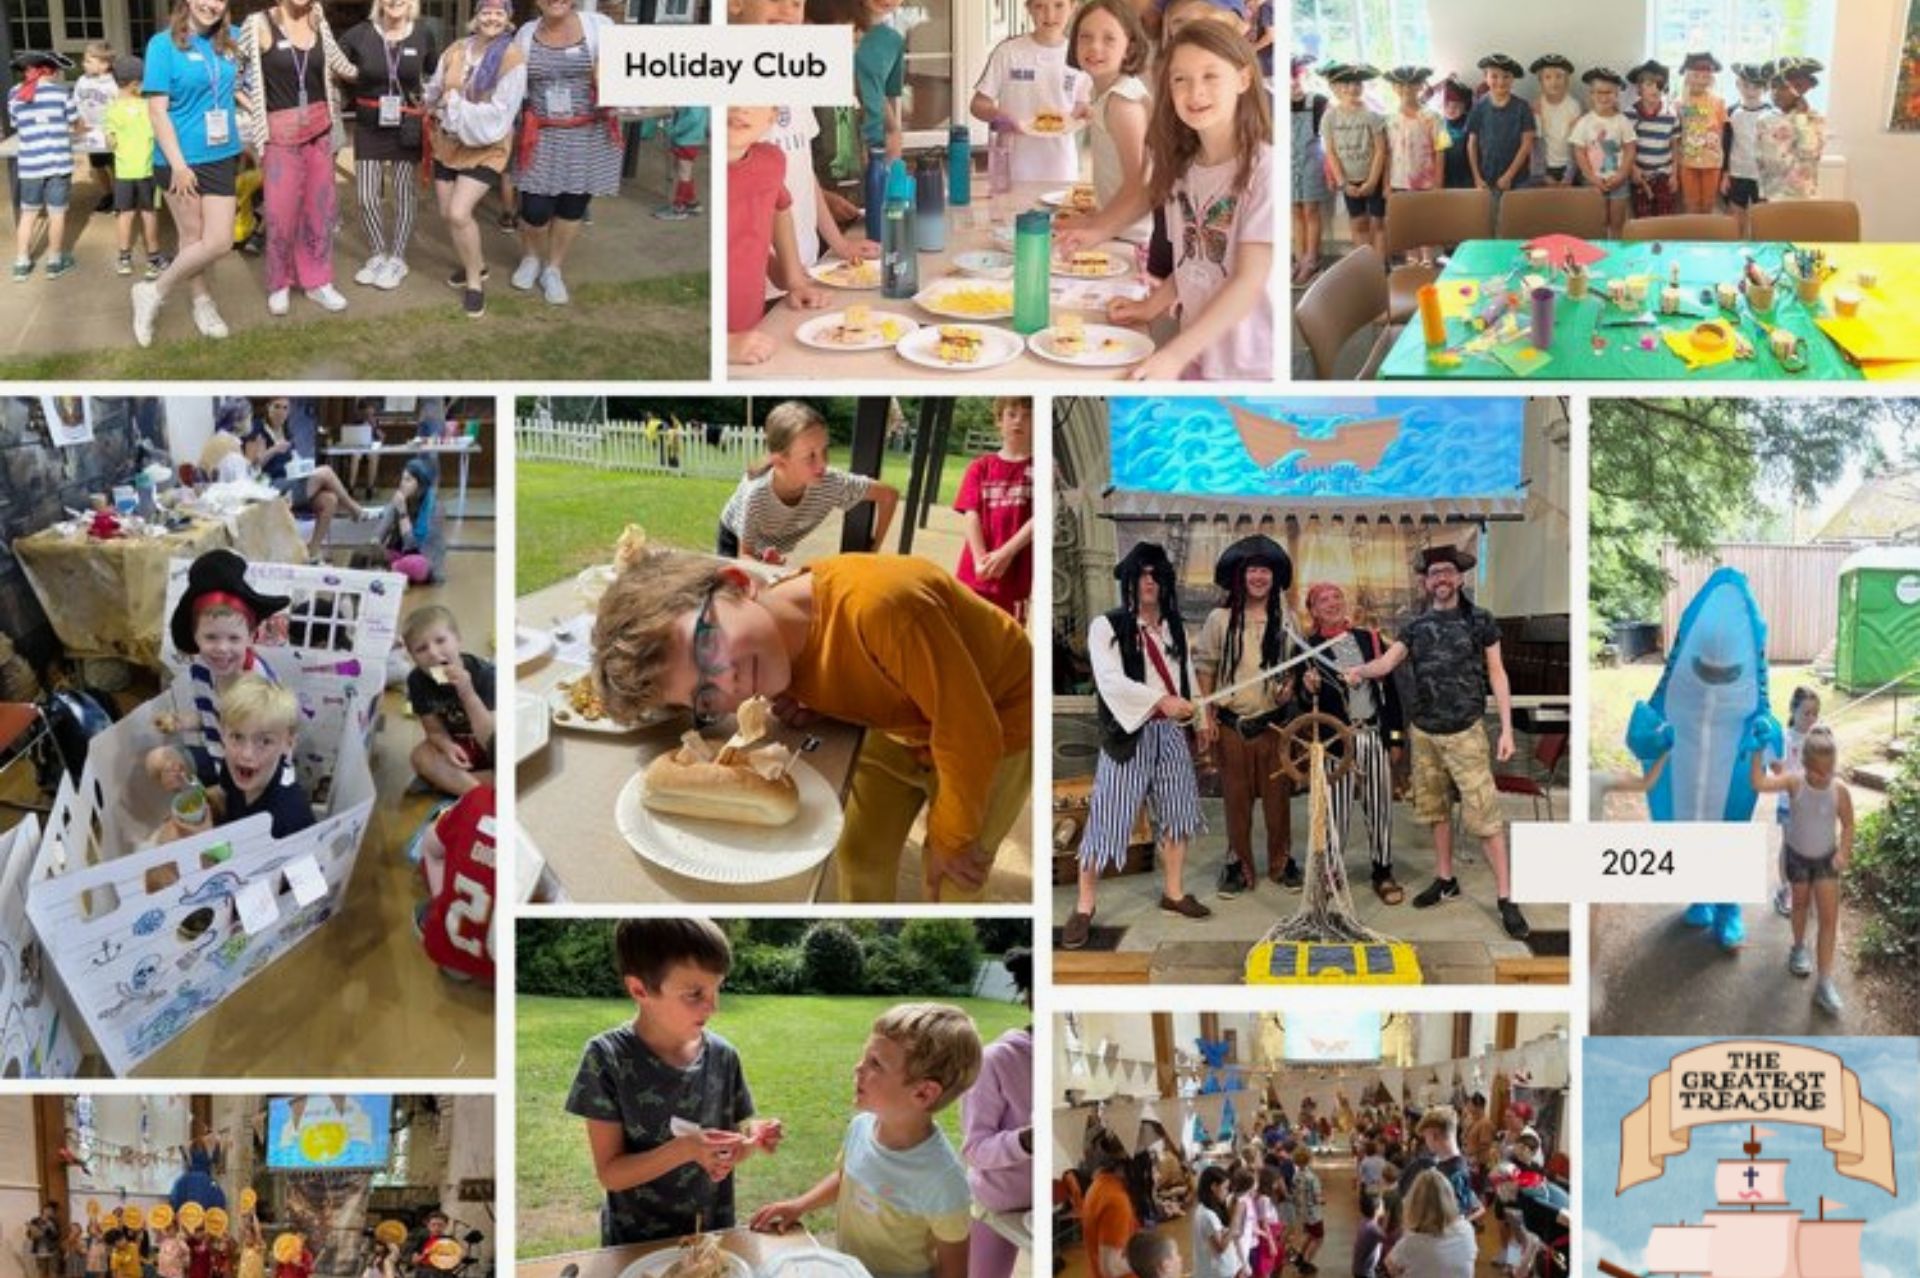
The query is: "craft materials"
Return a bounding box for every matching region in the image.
[1661,286,1682,315]
[1418,284,1446,346]
[1716,282,1739,309]
[1834,288,1862,318]
[1530,287,1555,350]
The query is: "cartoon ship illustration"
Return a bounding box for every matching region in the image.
[1226,405,1403,472]
[1599,1129,1865,1278]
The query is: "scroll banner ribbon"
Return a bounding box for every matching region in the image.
[1618,1040,1897,1195]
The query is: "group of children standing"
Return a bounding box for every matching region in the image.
[1291,48,1829,277]
[728,0,1274,381]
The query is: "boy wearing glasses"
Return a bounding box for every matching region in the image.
[592,548,1032,903]
[1344,545,1530,939]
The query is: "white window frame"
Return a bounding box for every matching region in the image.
[1645,0,1838,108]
[1290,0,1431,72]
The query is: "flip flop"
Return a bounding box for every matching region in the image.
[1373,878,1406,905]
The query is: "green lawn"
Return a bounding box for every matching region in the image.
[0,275,706,379]
[516,445,972,594]
[517,993,1030,1258]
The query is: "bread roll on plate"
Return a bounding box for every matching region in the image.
[642,747,800,827]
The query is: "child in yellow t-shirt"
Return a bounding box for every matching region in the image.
[593,550,1031,903]
[102,55,162,278]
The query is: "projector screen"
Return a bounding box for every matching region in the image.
[1109,397,1527,501]
[1283,1013,1384,1063]
[265,1096,393,1171]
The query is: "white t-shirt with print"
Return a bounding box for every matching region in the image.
[974,34,1090,183]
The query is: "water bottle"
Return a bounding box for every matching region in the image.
[1013,209,1051,334]
[863,145,889,244]
[988,120,1013,197]
[915,153,947,252]
[882,162,919,299]
[948,123,972,206]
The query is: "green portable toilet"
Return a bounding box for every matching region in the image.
[1835,547,1920,691]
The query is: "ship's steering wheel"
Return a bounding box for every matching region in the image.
[1270,711,1357,786]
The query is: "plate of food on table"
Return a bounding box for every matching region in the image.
[619,1234,752,1278]
[795,306,918,352]
[1027,314,1154,367]
[807,257,882,290]
[895,324,1025,372]
[615,695,843,882]
[912,278,1015,320]
[1051,245,1132,279]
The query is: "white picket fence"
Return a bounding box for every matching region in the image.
[518,418,765,479]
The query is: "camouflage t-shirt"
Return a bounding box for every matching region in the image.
[1400,604,1501,734]
[564,1024,756,1245]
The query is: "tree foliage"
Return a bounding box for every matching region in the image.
[1589,398,1920,634]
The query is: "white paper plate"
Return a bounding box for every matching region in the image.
[913,279,1015,320]
[808,257,882,290]
[795,310,919,352]
[1023,115,1084,137]
[514,626,553,670]
[616,758,842,884]
[760,1249,873,1278]
[548,676,677,732]
[1026,324,1155,368]
[896,325,1025,372]
[618,1247,754,1278]
[954,250,1014,279]
[515,691,550,765]
[1040,187,1097,208]
[576,564,618,612]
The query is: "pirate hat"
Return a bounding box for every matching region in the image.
[1627,59,1670,89]
[1213,534,1294,592]
[1477,53,1524,78]
[1773,55,1824,88]
[1730,61,1771,85]
[1114,541,1175,583]
[1681,50,1723,73]
[1413,544,1477,574]
[169,549,290,656]
[10,50,74,72]
[1582,66,1626,88]
[1324,62,1380,84]
[1528,54,1574,76]
[1291,54,1317,73]
[1383,65,1433,87]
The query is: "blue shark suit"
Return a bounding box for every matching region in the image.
[1625,567,1782,949]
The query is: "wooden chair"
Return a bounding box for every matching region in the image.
[1294,245,1393,380]
[1623,214,1740,242]
[1383,189,1493,323]
[1750,199,1862,243]
[1494,186,1606,240]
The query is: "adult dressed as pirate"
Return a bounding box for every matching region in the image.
[1194,534,1305,897]
[1063,543,1214,950]
[1302,581,1406,904]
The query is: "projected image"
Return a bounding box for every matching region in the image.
[1109,397,1527,501]
[1282,1011,1385,1063]
[266,1095,393,1170]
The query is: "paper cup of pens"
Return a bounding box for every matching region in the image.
[1795,275,1822,305]
[1716,282,1739,310]
[1834,288,1863,318]
[1747,279,1776,312]
[1567,270,1590,300]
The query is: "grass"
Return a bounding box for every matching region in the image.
[0,275,707,380]
[516,993,1030,1258]
[516,445,973,594]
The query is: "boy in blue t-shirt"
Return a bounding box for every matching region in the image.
[151,675,315,842]
[1465,52,1535,223]
[7,50,80,281]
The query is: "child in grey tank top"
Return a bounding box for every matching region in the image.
[1750,726,1853,1016]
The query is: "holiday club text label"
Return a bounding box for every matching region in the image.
[598,27,855,108]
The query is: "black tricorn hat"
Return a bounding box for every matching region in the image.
[1529,54,1574,76]
[11,50,75,72]
[1383,65,1433,87]
[1214,535,1294,592]
[1324,62,1381,84]
[169,549,290,656]
[1477,53,1524,77]
[1414,544,1478,574]
[1582,66,1626,88]
[1627,59,1670,88]
[1681,50,1723,73]
[1115,541,1175,583]
[1730,62,1771,85]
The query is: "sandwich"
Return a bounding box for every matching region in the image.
[661,1236,729,1278]
[936,326,984,364]
[1068,184,1097,212]
[640,696,800,827]
[1032,109,1066,133]
[834,304,877,344]
[1052,312,1087,357]
[1066,250,1110,277]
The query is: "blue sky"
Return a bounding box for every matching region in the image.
[1583,1038,1920,1278]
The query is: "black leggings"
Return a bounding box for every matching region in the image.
[518,190,592,226]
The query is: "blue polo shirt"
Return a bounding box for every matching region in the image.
[143,28,243,167]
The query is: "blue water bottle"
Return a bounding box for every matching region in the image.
[915,153,947,252]
[948,123,972,206]
[863,145,888,243]
[882,162,919,299]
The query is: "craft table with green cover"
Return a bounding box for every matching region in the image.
[1378,240,1920,381]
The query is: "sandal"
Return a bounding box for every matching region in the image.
[1373,878,1406,906]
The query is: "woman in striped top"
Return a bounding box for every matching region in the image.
[1627,59,1677,218]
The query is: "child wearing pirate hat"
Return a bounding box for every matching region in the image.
[7,51,80,282]
[1382,66,1449,206]
[1466,54,1535,220]
[1194,534,1305,897]
[1570,66,1636,235]
[1757,58,1826,201]
[1319,62,1389,258]
[1064,542,1213,949]
[1676,51,1728,214]
[1528,54,1581,186]
[1626,59,1678,218]
[1724,62,1776,236]
[1431,74,1475,189]
[153,549,290,763]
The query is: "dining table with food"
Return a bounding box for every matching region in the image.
[738,180,1165,379]
[513,544,864,905]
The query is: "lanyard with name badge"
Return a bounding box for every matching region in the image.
[199,33,230,147]
[378,33,405,125]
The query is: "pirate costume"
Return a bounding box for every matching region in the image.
[1303,583,1405,903]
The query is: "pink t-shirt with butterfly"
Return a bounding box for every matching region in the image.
[1167,146,1274,380]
